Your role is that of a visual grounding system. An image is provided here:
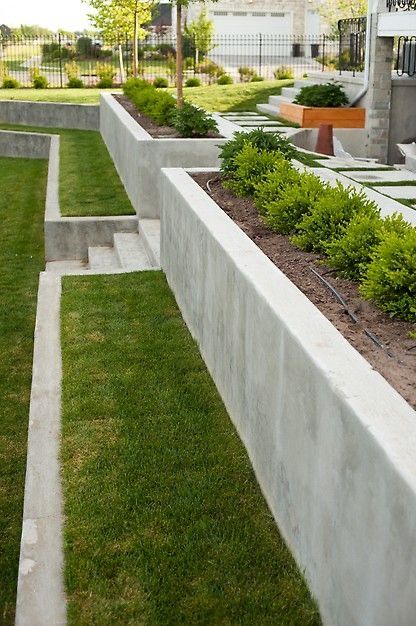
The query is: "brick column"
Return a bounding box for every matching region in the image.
[365,7,394,163]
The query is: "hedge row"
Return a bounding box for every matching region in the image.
[220,131,416,325]
[122,78,218,138]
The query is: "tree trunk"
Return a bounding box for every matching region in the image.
[133,7,139,78]
[176,2,184,107]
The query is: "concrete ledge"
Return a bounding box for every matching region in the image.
[100,92,240,219]
[15,272,66,626]
[0,129,52,158]
[160,167,416,626]
[0,100,99,130]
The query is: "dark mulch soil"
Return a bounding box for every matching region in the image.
[193,172,416,409]
[115,94,223,139]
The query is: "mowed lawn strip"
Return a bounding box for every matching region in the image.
[0,88,119,104]
[0,124,134,217]
[61,271,321,626]
[0,157,48,624]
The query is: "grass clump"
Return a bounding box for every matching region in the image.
[0,157,47,624]
[60,271,321,625]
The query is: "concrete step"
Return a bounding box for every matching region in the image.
[257,103,280,116]
[281,86,300,99]
[46,260,87,274]
[269,94,292,107]
[294,79,315,89]
[88,246,120,270]
[236,119,284,126]
[139,218,160,267]
[113,232,153,270]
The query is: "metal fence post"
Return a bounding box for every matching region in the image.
[322,34,326,71]
[58,32,63,88]
[258,33,262,76]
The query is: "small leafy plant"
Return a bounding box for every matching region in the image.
[238,66,256,82]
[294,82,349,108]
[170,103,218,137]
[274,66,294,80]
[2,77,19,88]
[292,183,378,253]
[360,228,416,322]
[219,129,297,177]
[217,74,233,85]
[185,77,201,87]
[96,63,116,88]
[153,77,169,88]
[30,67,48,89]
[224,144,285,197]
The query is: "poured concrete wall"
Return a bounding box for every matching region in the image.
[0,129,52,158]
[0,100,99,130]
[100,93,239,219]
[160,167,416,626]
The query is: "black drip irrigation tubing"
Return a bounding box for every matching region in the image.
[309,266,396,359]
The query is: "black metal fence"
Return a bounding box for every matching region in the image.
[337,17,366,76]
[396,35,416,75]
[0,34,340,88]
[387,0,416,11]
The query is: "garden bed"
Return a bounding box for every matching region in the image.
[114,94,222,139]
[160,166,416,626]
[193,171,415,408]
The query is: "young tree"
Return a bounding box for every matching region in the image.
[186,8,214,65]
[319,0,367,35]
[83,0,153,77]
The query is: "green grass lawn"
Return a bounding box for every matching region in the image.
[0,80,291,111]
[180,79,294,112]
[0,124,134,217]
[0,157,48,625]
[0,88,119,104]
[61,271,320,625]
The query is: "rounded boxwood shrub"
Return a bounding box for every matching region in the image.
[33,75,48,89]
[360,227,416,322]
[219,128,297,178]
[185,77,201,88]
[97,77,113,88]
[67,77,84,88]
[224,144,287,197]
[2,77,19,88]
[153,77,169,88]
[217,74,233,85]
[294,82,349,108]
[292,183,378,253]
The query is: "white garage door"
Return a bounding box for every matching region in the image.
[209,11,293,56]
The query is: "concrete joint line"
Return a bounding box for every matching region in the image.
[15,272,66,626]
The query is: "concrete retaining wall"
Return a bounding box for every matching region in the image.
[0,100,99,130]
[100,93,239,218]
[0,129,52,158]
[160,167,416,626]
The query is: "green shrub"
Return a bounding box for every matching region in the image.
[149,91,177,125]
[274,66,294,80]
[185,77,201,87]
[327,212,413,281]
[96,62,116,87]
[250,74,264,82]
[360,227,416,322]
[224,144,286,197]
[170,102,218,137]
[195,60,224,83]
[252,163,299,216]
[2,77,19,88]
[219,129,297,178]
[97,77,113,88]
[217,74,233,85]
[33,75,48,89]
[238,66,256,82]
[264,172,329,234]
[67,77,84,88]
[292,183,377,253]
[294,82,349,108]
[153,77,169,88]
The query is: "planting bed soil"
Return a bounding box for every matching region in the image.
[114,95,223,139]
[193,172,416,409]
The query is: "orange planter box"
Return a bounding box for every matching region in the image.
[279,102,366,128]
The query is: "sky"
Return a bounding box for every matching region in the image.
[0,0,93,31]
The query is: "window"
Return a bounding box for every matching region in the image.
[213,10,228,15]
[271,12,285,17]
[233,11,248,16]
[252,12,266,16]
